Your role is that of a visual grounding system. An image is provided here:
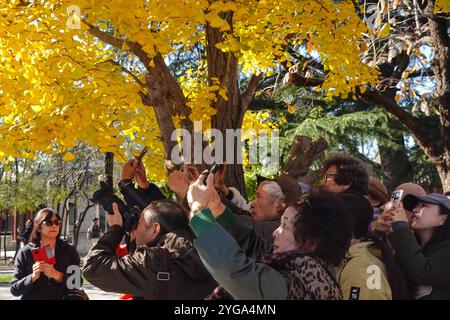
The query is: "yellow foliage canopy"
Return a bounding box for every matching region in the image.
[1,0,380,181]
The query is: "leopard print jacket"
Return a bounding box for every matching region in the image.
[281,253,342,300]
[208,251,342,300]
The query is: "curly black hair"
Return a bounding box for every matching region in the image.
[291,189,352,266]
[322,153,370,195]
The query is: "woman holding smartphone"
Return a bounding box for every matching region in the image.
[380,193,450,299]
[10,208,82,300]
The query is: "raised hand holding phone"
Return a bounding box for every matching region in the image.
[187,170,216,215]
[135,146,148,163]
[135,159,149,189]
[202,163,221,186]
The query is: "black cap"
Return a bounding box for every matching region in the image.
[403,193,450,211]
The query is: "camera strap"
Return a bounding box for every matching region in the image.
[156,247,170,300]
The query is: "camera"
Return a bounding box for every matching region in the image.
[92,181,140,232]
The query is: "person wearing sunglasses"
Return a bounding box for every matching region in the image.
[11,208,82,300]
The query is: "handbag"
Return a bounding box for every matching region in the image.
[63,288,90,300]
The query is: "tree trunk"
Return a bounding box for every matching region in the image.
[206,15,260,198]
[61,194,71,239]
[3,210,8,261]
[426,0,450,192]
[437,167,450,193]
[105,152,114,190]
[378,122,413,192]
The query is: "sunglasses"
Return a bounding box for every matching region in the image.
[42,220,61,227]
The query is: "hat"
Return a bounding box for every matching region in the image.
[274,175,303,203]
[394,183,426,201]
[256,174,303,203]
[381,182,427,209]
[403,193,450,212]
[368,178,389,205]
[92,217,99,222]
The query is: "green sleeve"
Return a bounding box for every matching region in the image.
[389,227,450,286]
[189,206,272,258]
[194,222,288,300]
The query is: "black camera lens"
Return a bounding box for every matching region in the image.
[92,185,140,232]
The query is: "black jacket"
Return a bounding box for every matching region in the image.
[11,239,81,300]
[120,182,165,211]
[82,225,216,299]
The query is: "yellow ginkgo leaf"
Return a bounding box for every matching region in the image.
[306,41,314,54]
[379,23,391,38]
[287,103,296,114]
[62,152,75,161]
[121,41,130,51]
[31,105,43,112]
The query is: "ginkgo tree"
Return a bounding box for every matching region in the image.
[281,0,450,191]
[1,0,383,194]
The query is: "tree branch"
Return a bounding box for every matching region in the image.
[360,90,440,159]
[84,21,152,71]
[106,59,145,88]
[241,74,262,110]
[407,67,434,78]
[291,73,325,87]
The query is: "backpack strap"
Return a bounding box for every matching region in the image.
[156,247,170,300]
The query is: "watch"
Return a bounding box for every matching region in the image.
[118,179,133,189]
[190,204,208,216]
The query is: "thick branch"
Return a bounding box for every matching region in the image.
[241,74,262,111]
[84,21,151,70]
[407,67,434,78]
[282,135,328,179]
[290,73,325,87]
[360,90,440,160]
[84,21,191,156]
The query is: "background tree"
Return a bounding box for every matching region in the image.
[282,0,450,190]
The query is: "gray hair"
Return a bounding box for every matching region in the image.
[259,180,285,201]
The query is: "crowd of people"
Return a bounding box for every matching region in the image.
[10,153,450,300]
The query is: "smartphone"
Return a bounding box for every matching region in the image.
[210,163,222,175]
[203,163,221,185]
[164,160,183,174]
[391,189,404,205]
[31,244,56,265]
[136,146,148,163]
[385,189,404,210]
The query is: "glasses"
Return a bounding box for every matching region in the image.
[42,220,61,227]
[323,173,337,181]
